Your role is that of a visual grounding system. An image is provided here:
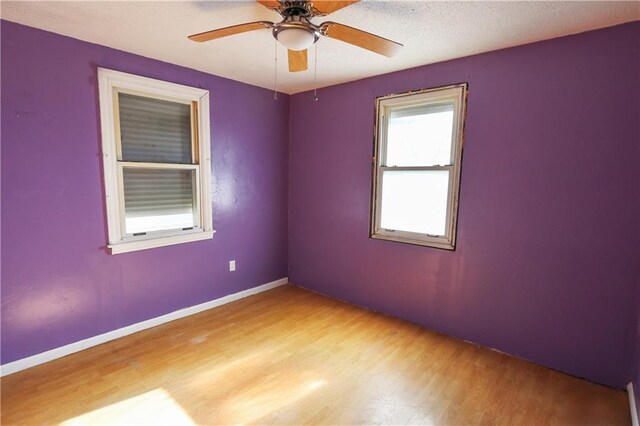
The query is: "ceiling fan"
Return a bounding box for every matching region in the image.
[188,0,403,73]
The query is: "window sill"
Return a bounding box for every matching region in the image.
[108,230,215,254]
[370,232,455,250]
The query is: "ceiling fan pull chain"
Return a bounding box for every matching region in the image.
[313,42,319,101]
[274,39,278,100]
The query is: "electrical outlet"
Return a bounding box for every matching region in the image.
[229,260,236,272]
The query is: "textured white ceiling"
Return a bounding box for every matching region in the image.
[2,1,638,94]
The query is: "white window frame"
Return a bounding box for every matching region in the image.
[98,68,214,254]
[370,83,468,250]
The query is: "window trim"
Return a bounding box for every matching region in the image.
[370,83,468,250]
[98,68,214,254]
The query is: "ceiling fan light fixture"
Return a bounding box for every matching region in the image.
[275,26,317,51]
[188,0,404,74]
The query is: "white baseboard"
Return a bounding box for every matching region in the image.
[629,382,639,426]
[0,277,288,377]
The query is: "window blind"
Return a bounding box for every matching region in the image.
[118,93,193,164]
[122,168,196,234]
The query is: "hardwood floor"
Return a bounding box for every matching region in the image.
[1,285,630,425]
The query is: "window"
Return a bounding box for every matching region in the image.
[370,83,467,250]
[98,68,213,254]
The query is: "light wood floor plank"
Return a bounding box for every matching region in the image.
[1,285,630,425]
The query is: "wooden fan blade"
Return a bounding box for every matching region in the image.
[188,21,273,42]
[256,0,281,9]
[288,49,308,72]
[321,21,402,57]
[311,1,359,15]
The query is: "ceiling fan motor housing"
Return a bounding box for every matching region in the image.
[279,1,314,18]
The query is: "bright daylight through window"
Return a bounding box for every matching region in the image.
[98,68,213,254]
[371,84,467,250]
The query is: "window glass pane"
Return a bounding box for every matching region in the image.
[119,93,192,164]
[386,104,454,167]
[380,170,449,236]
[123,168,196,234]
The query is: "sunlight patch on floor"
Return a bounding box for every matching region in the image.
[184,348,275,390]
[224,376,327,424]
[60,388,195,426]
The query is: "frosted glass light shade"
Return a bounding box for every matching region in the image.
[277,28,316,51]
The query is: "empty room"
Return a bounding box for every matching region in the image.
[1,1,639,424]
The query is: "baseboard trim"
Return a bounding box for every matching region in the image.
[0,277,288,377]
[629,382,639,426]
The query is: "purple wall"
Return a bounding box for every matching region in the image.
[289,22,640,389]
[2,19,639,392]
[1,21,289,365]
